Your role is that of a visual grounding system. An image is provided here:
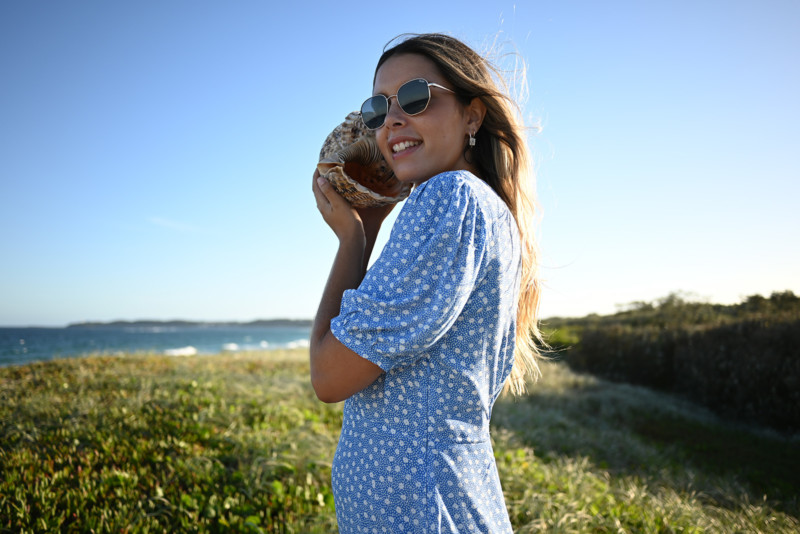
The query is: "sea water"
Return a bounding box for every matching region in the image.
[0,324,311,367]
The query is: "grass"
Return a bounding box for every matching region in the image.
[492,362,799,532]
[1,350,798,533]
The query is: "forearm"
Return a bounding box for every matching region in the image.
[309,234,384,403]
[361,221,382,274]
[311,236,366,347]
[310,174,389,402]
[311,221,383,342]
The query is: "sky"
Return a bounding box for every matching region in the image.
[1,1,798,327]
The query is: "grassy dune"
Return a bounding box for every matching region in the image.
[1,350,798,533]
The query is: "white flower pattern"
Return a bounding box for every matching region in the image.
[330,170,520,533]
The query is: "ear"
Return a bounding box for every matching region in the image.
[464,97,487,134]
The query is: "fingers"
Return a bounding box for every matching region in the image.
[315,175,352,211]
[311,168,321,198]
[313,170,357,231]
[312,173,330,213]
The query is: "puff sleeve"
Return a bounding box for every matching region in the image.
[330,172,489,372]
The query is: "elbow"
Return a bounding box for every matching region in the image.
[310,369,346,404]
[309,338,349,404]
[314,390,344,404]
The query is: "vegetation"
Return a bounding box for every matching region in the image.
[545,291,800,433]
[2,349,798,532]
[1,351,339,533]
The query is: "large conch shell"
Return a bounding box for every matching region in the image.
[317,112,411,208]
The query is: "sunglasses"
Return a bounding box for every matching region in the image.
[360,78,455,130]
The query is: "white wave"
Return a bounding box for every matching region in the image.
[286,339,310,349]
[164,346,198,357]
[260,340,270,348]
[222,343,239,352]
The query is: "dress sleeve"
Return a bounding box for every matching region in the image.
[330,173,487,372]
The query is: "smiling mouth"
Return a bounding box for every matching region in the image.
[392,140,421,153]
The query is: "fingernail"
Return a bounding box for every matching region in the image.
[316,177,326,186]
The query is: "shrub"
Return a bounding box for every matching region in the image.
[554,291,800,433]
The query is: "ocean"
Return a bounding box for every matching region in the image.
[0,324,312,367]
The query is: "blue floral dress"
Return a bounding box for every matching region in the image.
[330,170,520,533]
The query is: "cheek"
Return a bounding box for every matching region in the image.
[375,130,392,160]
[431,130,462,158]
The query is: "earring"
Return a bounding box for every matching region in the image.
[469,131,476,147]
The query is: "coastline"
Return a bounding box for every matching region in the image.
[66,318,313,328]
[0,323,312,368]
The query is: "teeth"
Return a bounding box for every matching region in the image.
[392,140,420,153]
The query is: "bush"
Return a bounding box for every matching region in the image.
[554,291,800,433]
[675,318,800,430]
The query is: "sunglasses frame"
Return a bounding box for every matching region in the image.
[361,78,455,130]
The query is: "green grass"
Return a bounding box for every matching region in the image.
[1,350,798,533]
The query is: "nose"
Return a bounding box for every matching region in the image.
[384,96,406,127]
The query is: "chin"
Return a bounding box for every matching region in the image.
[398,174,429,186]
[389,168,417,184]
[392,165,438,185]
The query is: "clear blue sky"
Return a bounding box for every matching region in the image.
[1,1,798,326]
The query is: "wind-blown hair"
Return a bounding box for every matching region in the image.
[375,33,545,394]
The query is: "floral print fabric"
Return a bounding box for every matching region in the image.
[330,170,520,533]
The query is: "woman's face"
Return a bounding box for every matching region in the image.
[372,53,479,185]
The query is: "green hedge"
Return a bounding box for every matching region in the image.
[553,292,800,433]
[675,318,800,430]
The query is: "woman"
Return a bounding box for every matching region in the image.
[311,33,544,533]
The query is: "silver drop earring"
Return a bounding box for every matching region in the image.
[469,131,476,147]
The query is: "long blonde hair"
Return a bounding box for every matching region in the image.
[375,33,545,394]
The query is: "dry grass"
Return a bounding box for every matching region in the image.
[493,361,799,532]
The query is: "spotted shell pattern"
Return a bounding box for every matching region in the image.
[317,112,411,208]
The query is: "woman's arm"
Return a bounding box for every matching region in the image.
[309,172,390,403]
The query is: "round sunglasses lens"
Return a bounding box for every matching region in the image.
[398,79,431,115]
[361,96,387,129]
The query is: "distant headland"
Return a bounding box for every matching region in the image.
[66,319,313,328]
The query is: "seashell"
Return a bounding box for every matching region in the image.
[317,112,411,208]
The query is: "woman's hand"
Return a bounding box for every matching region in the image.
[312,169,364,243]
[312,170,397,244]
